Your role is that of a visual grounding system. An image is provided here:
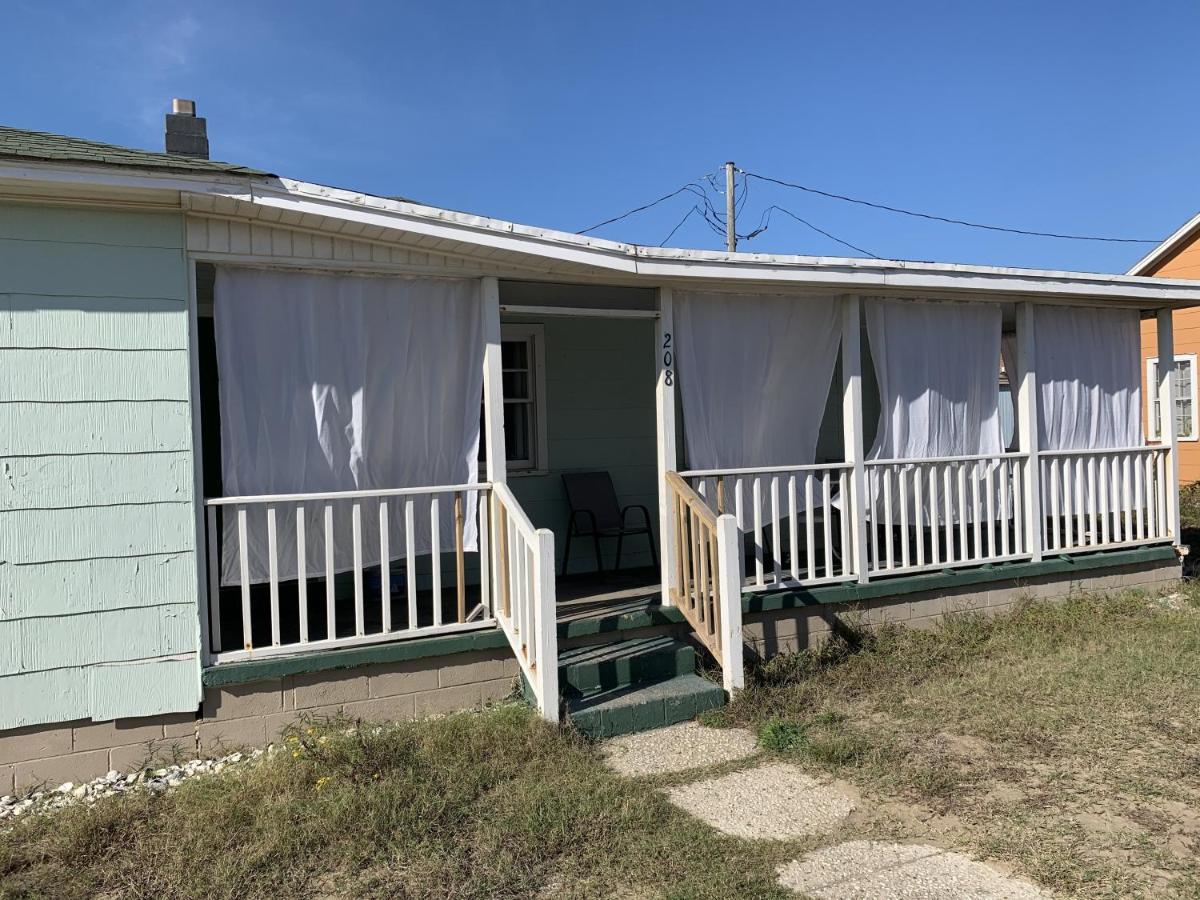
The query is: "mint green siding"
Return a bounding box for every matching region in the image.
[506,316,660,574]
[0,201,200,729]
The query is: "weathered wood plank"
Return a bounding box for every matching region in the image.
[0,348,190,401]
[14,605,197,673]
[0,669,88,729]
[0,552,197,619]
[0,241,186,299]
[88,656,199,721]
[0,401,191,455]
[0,202,183,248]
[0,503,195,564]
[0,452,193,510]
[0,295,188,349]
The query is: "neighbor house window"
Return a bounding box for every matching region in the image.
[1147,354,1198,441]
[481,324,548,473]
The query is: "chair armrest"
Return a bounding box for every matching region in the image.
[620,504,653,529]
[569,509,600,534]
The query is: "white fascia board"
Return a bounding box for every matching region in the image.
[1127,211,1200,275]
[0,159,256,201]
[237,181,1200,305]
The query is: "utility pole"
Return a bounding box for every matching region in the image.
[725,161,737,252]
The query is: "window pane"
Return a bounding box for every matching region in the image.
[503,371,530,399]
[504,402,531,462]
[501,339,528,369]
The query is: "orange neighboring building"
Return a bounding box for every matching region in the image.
[1132,216,1200,484]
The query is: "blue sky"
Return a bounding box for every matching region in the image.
[5,0,1198,273]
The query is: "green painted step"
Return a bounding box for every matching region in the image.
[567,673,726,739]
[557,636,694,699]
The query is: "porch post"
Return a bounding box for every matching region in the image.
[481,276,507,486]
[842,294,869,584]
[1015,301,1043,562]
[1157,308,1181,543]
[655,286,678,606]
[716,513,745,693]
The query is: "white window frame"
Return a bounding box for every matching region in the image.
[1147,353,1198,442]
[498,323,549,474]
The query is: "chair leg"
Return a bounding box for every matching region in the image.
[615,533,624,572]
[647,530,659,571]
[561,527,574,577]
[592,532,604,577]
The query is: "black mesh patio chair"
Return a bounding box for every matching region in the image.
[560,471,657,576]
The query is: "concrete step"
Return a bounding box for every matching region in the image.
[567,673,726,739]
[557,635,694,699]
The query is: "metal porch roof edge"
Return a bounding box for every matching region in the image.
[3,149,1200,306]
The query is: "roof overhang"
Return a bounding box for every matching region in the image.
[1128,210,1200,277]
[5,156,1200,308]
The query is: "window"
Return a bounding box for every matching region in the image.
[1147,354,1198,441]
[481,324,548,473]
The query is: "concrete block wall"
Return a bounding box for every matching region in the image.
[0,647,518,795]
[741,559,1182,660]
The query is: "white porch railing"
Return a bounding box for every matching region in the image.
[865,453,1031,576]
[490,483,559,722]
[681,463,858,590]
[665,472,744,692]
[1040,447,1172,552]
[203,482,494,664]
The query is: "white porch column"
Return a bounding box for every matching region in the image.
[655,286,678,606]
[1157,308,1181,543]
[842,294,869,583]
[481,276,507,486]
[1015,301,1043,562]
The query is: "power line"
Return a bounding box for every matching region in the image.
[743,204,879,258]
[659,205,699,247]
[576,170,723,235]
[742,171,1162,244]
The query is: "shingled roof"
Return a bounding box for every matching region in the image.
[0,125,271,177]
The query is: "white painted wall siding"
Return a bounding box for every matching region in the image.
[0,201,201,730]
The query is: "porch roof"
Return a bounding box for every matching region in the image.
[2,126,1199,307]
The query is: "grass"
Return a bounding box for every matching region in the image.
[713,587,1200,899]
[3,587,1198,898]
[0,705,799,900]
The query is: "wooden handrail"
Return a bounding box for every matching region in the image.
[665,471,719,526]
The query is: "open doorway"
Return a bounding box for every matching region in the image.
[497,281,662,611]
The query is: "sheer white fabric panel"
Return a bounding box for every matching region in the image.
[866,298,1004,523]
[1007,304,1144,516]
[674,290,842,470]
[1019,305,1143,452]
[867,299,1004,460]
[215,267,483,585]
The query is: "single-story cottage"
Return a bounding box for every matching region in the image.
[1,102,1194,791]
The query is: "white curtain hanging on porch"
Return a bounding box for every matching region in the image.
[1002,305,1143,451]
[674,290,842,472]
[1002,304,1143,517]
[865,298,1004,523]
[214,267,483,586]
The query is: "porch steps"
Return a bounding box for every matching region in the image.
[553,635,725,738]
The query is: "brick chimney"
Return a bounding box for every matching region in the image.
[165,98,209,159]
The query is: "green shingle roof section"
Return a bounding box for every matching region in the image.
[0,125,272,177]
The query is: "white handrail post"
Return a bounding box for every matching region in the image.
[716,513,744,693]
[1157,308,1181,543]
[656,286,678,606]
[534,528,560,723]
[842,294,869,583]
[1016,302,1043,562]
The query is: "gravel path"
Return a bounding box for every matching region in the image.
[777,840,1051,899]
[603,722,1052,897]
[666,762,856,839]
[602,721,759,776]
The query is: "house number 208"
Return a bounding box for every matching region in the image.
[662,332,673,386]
